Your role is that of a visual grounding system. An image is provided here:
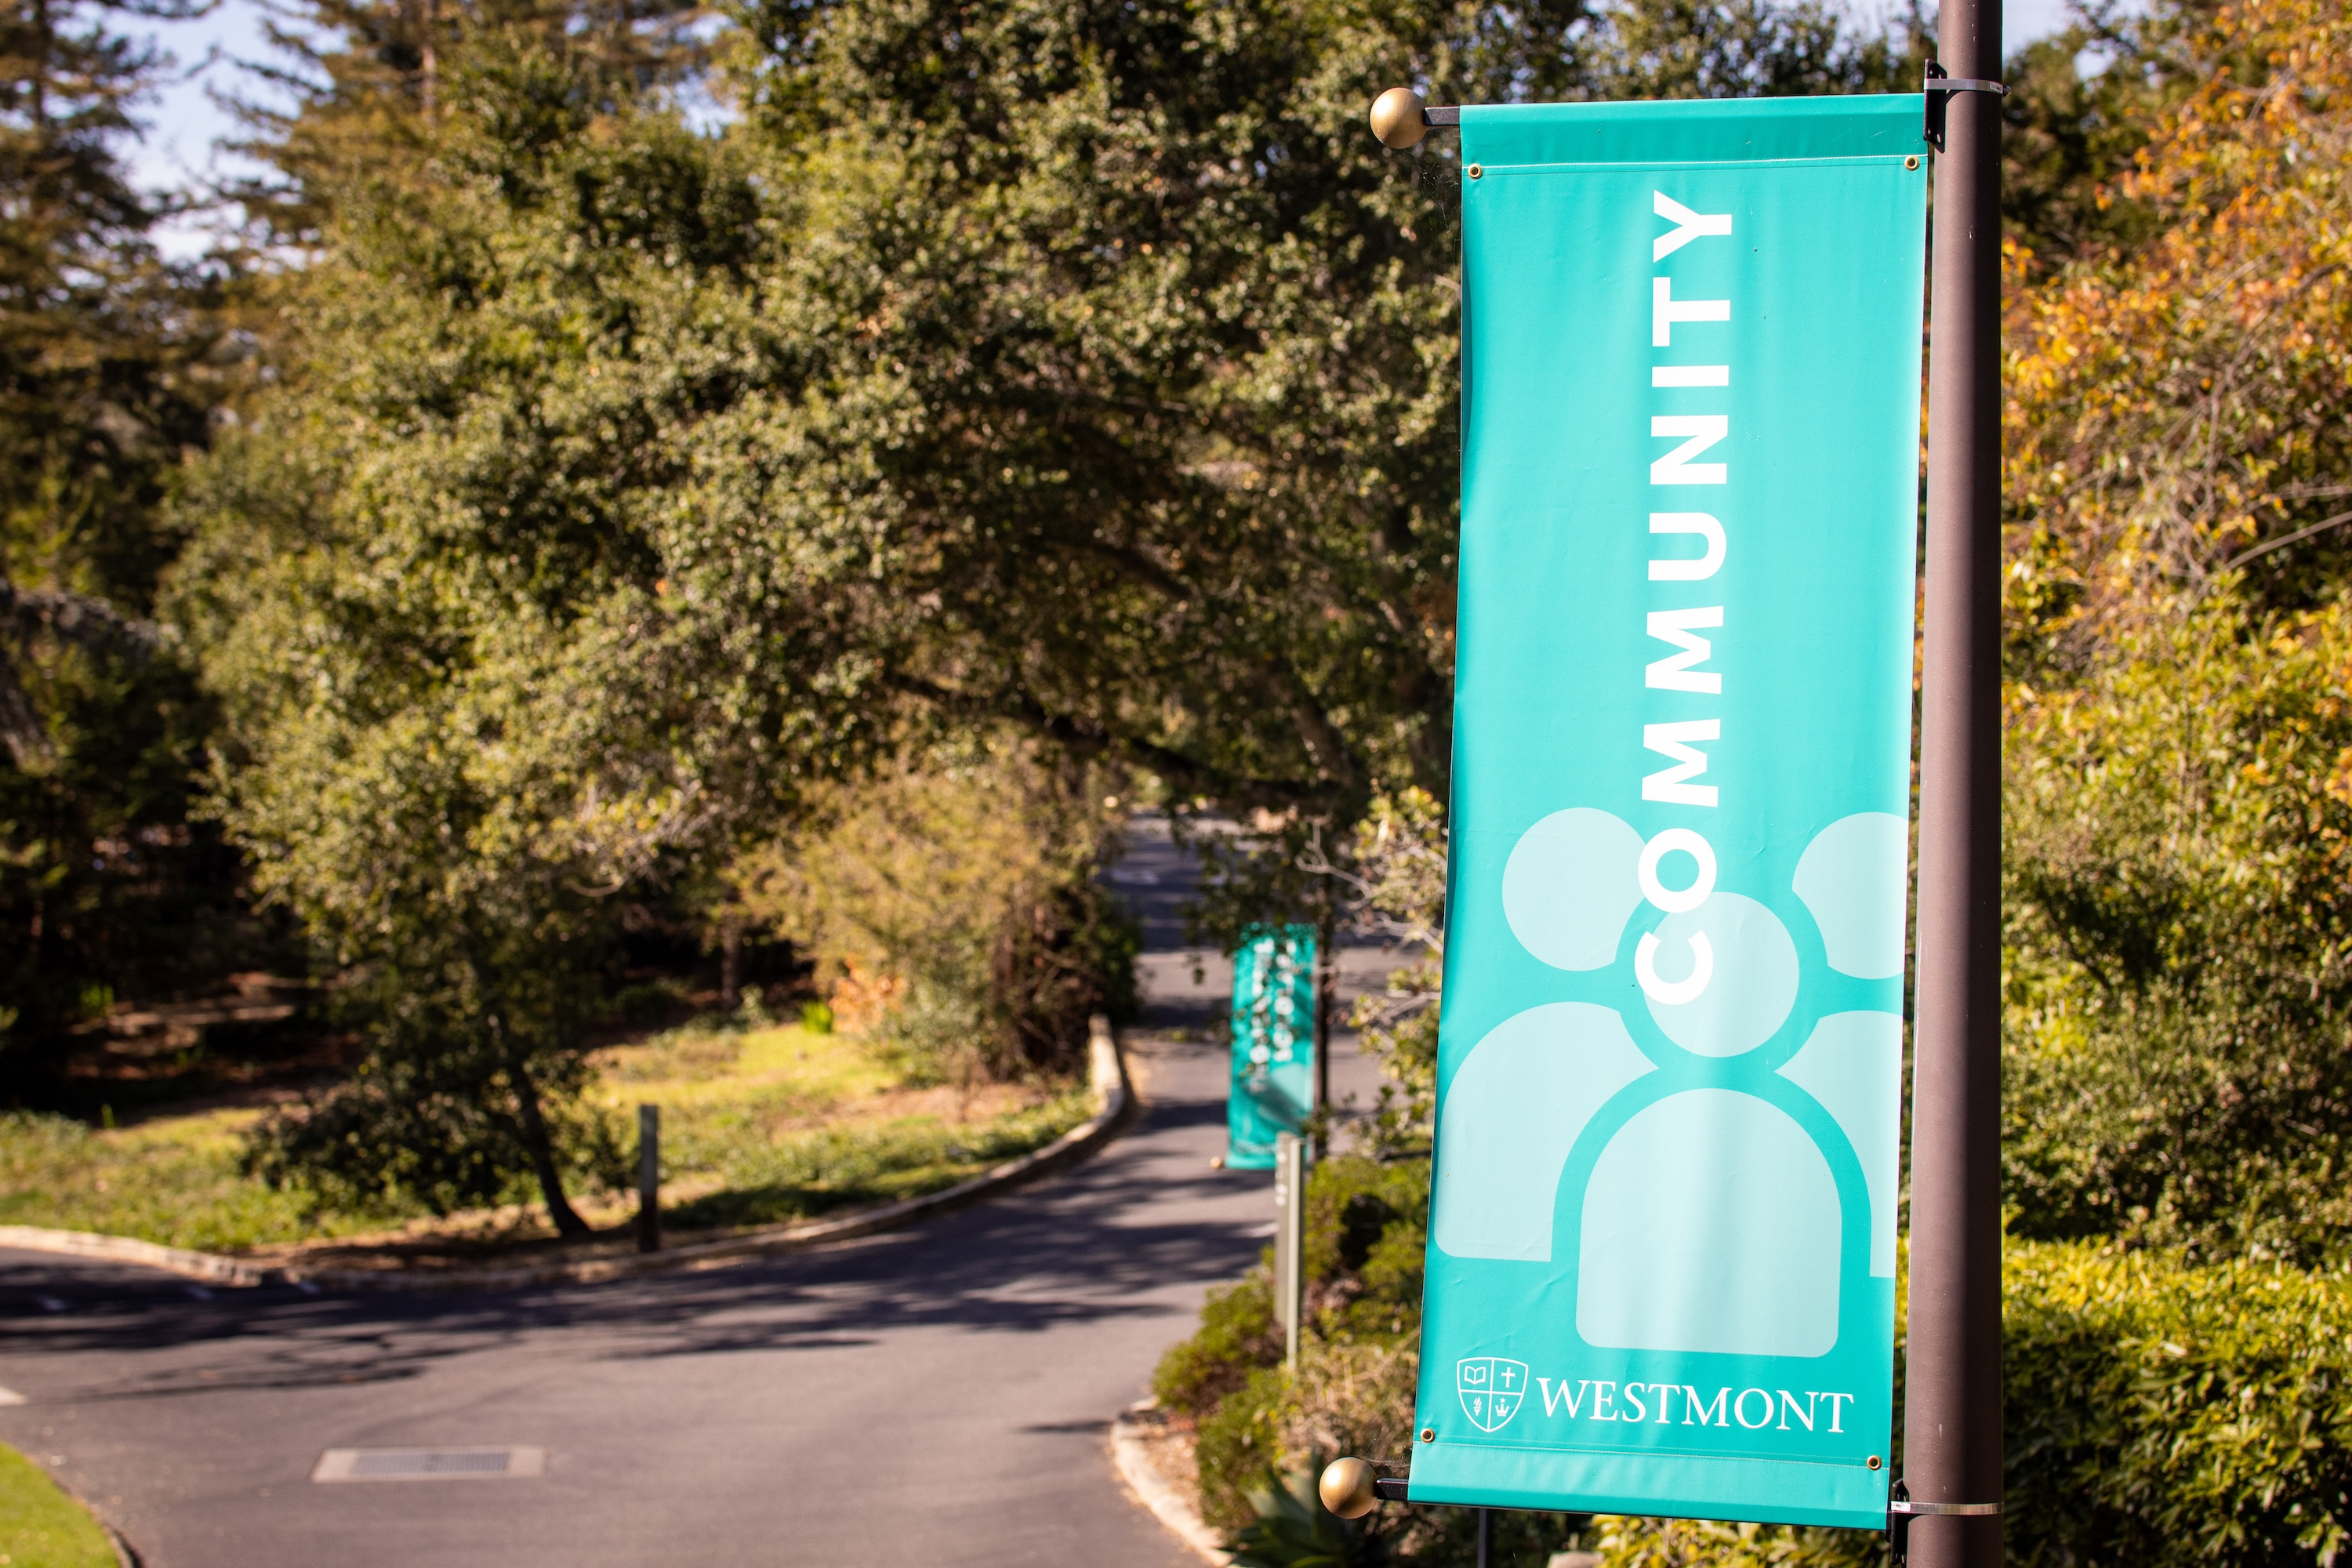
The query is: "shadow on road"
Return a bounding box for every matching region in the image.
[0,1040,1268,1403]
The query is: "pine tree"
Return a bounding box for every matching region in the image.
[0,0,230,1072]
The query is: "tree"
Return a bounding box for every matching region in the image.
[2005,595,2352,1262]
[0,0,234,1074]
[710,0,1923,827]
[2005,0,2352,666]
[2000,0,2352,1261]
[178,0,1933,1223]
[226,0,713,245]
[173,34,851,1231]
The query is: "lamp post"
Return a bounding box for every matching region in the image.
[1907,0,2007,1556]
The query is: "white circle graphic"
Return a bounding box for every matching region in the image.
[1645,892,1800,1057]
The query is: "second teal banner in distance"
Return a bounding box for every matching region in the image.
[1227,924,1317,1171]
[1410,96,1929,1530]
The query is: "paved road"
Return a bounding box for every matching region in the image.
[0,820,1393,1567]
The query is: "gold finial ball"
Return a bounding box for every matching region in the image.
[1370,87,1428,150]
[1319,1457,1379,1519]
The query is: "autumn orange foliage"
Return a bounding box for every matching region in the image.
[2005,0,2352,661]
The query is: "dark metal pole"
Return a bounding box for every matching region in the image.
[1475,1507,1490,1568]
[1314,902,1335,1153]
[1907,0,2004,1557]
[637,1104,662,1254]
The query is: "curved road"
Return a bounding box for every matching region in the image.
[0,821,1388,1567]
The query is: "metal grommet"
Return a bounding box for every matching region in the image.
[1904,155,1920,169]
[1868,1455,1884,1470]
[1420,1428,1436,1443]
[1465,164,1483,180]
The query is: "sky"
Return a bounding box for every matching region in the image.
[123,0,2082,255]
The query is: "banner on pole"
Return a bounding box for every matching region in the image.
[1226,924,1318,1171]
[1411,96,1929,1529]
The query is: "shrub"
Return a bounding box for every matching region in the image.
[732,742,1138,1083]
[1156,1273,1284,1419]
[2001,1243,2352,1568]
[1165,1196,2352,1566]
[2005,597,2352,1263]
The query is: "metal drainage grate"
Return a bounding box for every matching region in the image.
[312,1446,546,1483]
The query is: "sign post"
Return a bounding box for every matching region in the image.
[1225,925,1318,1170]
[1374,93,1933,1529]
[637,1104,661,1254]
[1275,1131,1308,1367]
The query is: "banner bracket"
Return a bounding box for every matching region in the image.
[1885,1480,2005,1564]
[1923,60,2008,151]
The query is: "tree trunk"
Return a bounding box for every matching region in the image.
[509,1057,590,1239]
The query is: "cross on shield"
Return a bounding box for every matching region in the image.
[1455,1357,1529,1433]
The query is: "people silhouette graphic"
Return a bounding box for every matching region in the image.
[1432,807,1904,1359]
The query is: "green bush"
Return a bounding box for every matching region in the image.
[1196,1365,1298,1531]
[1156,1273,1283,1419]
[2005,598,2352,1264]
[2001,1242,2352,1568]
[1163,1171,2352,1567]
[733,744,1138,1083]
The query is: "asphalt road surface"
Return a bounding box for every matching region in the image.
[0,818,1393,1566]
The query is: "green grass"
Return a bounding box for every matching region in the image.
[0,1443,118,1568]
[0,1020,1093,1254]
[601,1019,1094,1229]
[0,1106,416,1252]
[660,1090,1094,1229]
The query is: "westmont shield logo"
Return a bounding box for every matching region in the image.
[1456,1358,1529,1432]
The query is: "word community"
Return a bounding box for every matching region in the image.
[1537,1377,1859,1434]
[1636,190,1733,1010]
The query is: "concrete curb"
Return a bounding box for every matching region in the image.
[0,1226,280,1287]
[0,1019,1135,1297]
[1110,1399,1231,1566]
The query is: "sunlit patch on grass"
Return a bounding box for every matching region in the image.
[0,1018,1090,1258]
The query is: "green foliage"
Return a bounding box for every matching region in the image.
[1156,1274,1284,1417]
[1157,1155,1437,1537]
[1,0,242,1070]
[1999,23,2176,272]
[1332,791,1447,1154]
[734,746,1138,1082]
[158,0,1940,1221]
[659,1085,1093,1228]
[0,1107,419,1250]
[1196,1366,1298,1531]
[1229,1467,1381,1568]
[2002,1243,2352,1568]
[2005,594,2352,1263]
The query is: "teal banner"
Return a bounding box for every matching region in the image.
[1227,925,1317,1171]
[1412,96,1929,1530]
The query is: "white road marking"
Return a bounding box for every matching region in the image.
[0,1385,26,1405]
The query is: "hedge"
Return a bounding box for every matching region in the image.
[1160,1156,2352,1567]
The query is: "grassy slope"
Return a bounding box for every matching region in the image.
[0,1022,1090,1254]
[0,1443,117,1568]
[595,1022,1094,1230]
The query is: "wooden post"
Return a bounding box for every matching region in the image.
[1276,1131,1306,1366]
[637,1105,661,1254]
